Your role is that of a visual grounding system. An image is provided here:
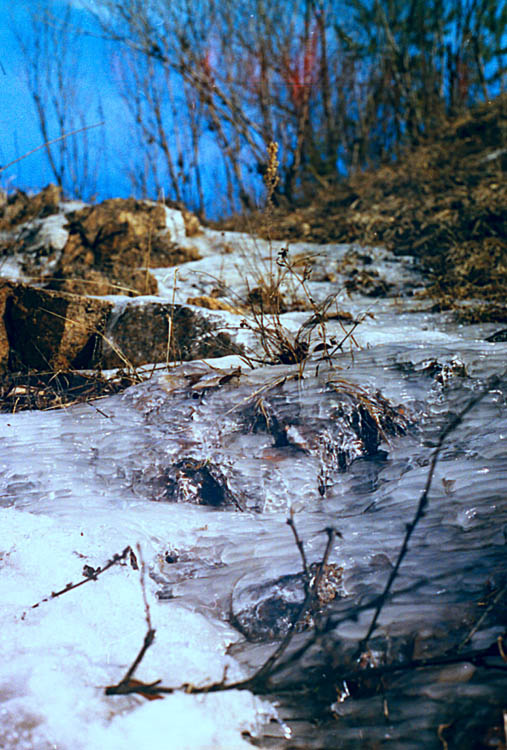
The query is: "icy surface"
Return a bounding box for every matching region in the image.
[1,212,506,748]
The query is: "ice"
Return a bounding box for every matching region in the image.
[0,508,274,750]
[1,217,506,747]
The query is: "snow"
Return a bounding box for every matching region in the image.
[0,508,274,750]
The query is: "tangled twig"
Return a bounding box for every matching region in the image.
[24,545,137,619]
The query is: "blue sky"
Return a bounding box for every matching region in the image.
[0,0,143,203]
[0,0,234,216]
[3,1,505,216]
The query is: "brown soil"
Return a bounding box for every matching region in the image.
[47,198,200,296]
[0,184,62,229]
[0,195,201,297]
[215,94,507,318]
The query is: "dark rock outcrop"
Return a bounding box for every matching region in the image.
[4,283,112,371]
[102,300,243,368]
[0,283,242,372]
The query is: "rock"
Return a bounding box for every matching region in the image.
[0,281,14,373]
[46,198,201,297]
[0,283,242,373]
[0,213,71,281]
[0,184,62,230]
[132,457,244,509]
[231,563,344,641]
[182,209,203,236]
[5,284,112,370]
[102,299,244,368]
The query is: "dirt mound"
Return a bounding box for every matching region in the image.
[0,184,62,230]
[47,198,200,296]
[0,194,201,297]
[218,94,506,315]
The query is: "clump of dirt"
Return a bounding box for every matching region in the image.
[0,184,62,229]
[216,94,507,316]
[47,198,200,296]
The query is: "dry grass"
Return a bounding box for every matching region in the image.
[213,94,507,317]
[0,369,141,413]
[229,143,365,372]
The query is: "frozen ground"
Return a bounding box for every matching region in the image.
[0,208,506,749]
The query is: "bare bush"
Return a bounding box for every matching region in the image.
[14,0,105,199]
[82,0,506,214]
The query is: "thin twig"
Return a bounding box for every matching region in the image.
[268,634,507,700]
[104,526,339,699]
[458,584,507,651]
[0,121,104,173]
[357,374,503,654]
[105,544,160,697]
[137,543,153,631]
[334,635,507,684]
[26,546,133,615]
[287,509,310,581]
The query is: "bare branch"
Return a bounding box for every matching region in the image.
[0,122,105,175]
[25,545,134,616]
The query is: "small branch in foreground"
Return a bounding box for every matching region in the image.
[274,633,507,696]
[24,545,136,618]
[458,583,507,652]
[287,509,310,582]
[105,544,162,699]
[342,634,507,681]
[104,629,161,698]
[104,524,340,699]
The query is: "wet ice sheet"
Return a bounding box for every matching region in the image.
[0,335,506,748]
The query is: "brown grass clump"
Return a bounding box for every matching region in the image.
[0,369,140,413]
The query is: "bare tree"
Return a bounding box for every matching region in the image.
[79,0,506,213]
[14,0,105,199]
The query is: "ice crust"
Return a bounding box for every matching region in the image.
[1,219,506,748]
[1,341,505,749]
